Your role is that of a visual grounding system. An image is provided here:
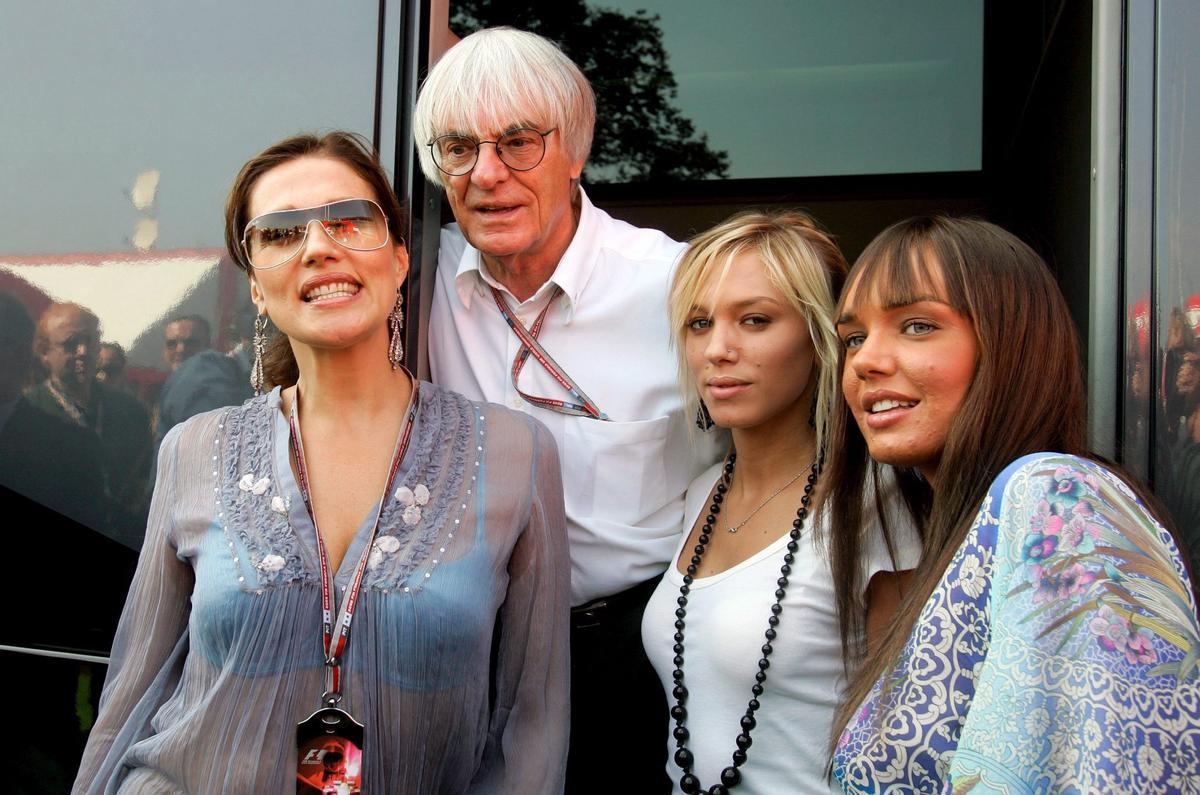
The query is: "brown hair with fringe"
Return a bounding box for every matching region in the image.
[223,131,406,390]
[824,215,1191,753]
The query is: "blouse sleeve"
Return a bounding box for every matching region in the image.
[860,469,923,594]
[470,418,570,794]
[947,453,1200,794]
[73,422,195,794]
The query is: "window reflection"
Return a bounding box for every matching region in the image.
[96,342,129,387]
[0,251,255,551]
[156,306,253,450]
[3,36,377,768]
[1159,303,1200,573]
[2,2,381,785]
[1124,294,1152,476]
[0,294,109,533]
[26,300,153,545]
[450,0,983,182]
[1154,0,1200,577]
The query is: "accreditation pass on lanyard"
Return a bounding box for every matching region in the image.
[490,285,608,420]
[290,381,418,795]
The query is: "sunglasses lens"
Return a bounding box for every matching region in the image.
[245,212,307,268]
[243,199,389,269]
[322,199,388,250]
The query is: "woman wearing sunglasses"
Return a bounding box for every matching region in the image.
[73,132,569,794]
[640,211,920,794]
[828,217,1200,792]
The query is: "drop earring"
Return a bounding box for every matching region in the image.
[388,290,404,369]
[251,314,268,396]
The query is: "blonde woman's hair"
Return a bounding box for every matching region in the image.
[413,27,596,184]
[668,209,847,456]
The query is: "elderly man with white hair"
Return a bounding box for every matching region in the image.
[416,27,721,793]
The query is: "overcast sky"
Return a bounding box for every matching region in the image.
[598,0,982,180]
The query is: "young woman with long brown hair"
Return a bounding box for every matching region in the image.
[827,216,1200,793]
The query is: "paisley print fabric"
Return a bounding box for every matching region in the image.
[833,453,1200,794]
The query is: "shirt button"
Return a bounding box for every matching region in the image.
[510,396,523,410]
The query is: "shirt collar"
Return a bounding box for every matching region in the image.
[453,188,602,323]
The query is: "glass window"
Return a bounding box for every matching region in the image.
[1,2,379,555]
[450,0,983,182]
[0,2,383,784]
[1154,0,1200,575]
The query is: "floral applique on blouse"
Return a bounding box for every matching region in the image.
[834,452,1200,794]
[72,384,570,795]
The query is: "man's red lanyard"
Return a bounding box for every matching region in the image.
[490,285,608,420]
[288,383,419,705]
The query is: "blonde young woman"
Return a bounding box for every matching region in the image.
[641,211,919,795]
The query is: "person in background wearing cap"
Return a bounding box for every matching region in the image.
[414,27,723,792]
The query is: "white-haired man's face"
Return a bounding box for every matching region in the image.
[442,126,585,273]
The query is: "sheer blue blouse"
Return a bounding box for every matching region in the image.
[73,383,570,794]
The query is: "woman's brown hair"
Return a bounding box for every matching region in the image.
[223,131,406,390]
[825,216,1189,751]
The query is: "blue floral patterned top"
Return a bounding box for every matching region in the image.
[833,453,1200,793]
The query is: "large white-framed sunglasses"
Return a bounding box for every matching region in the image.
[241,198,390,270]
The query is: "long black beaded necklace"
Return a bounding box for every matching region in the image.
[671,451,821,795]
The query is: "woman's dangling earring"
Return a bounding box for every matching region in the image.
[251,314,268,396]
[388,290,404,369]
[695,399,715,431]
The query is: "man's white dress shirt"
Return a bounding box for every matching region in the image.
[430,189,723,605]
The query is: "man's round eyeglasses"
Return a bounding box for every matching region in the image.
[428,128,556,177]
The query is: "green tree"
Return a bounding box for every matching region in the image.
[451,1,729,183]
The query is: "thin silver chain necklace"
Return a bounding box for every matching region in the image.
[724,470,805,534]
